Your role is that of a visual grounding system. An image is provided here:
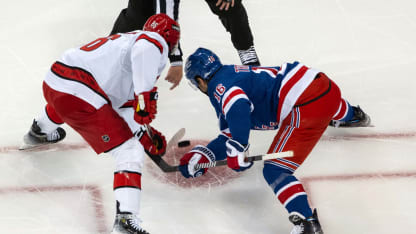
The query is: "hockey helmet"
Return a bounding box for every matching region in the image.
[143,13,180,51]
[185,47,222,88]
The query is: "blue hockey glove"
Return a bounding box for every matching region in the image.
[226,139,253,172]
[179,145,215,178]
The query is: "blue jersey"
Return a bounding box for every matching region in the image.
[205,62,320,160]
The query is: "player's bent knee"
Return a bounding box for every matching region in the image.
[110,137,145,172]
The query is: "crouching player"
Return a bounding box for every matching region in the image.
[20,14,180,234]
[179,48,371,234]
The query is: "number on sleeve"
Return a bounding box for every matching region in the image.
[80,34,122,52]
[251,67,279,78]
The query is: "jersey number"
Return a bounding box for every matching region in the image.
[251,67,279,78]
[80,34,122,52]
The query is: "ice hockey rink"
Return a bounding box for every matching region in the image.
[1,0,416,233]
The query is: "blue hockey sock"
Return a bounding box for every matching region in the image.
[263,164,313,218]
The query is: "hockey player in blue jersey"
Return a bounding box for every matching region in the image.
[178,48,371,234]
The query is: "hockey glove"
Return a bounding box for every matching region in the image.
[133,87,158,125]
[137,125,166,157]
[179,145,216,178]
[226,139,253,172]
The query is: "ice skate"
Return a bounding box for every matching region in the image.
[111,202,149,234]
[111,212,149,234]
[330,105,371,128]
[19,120,66,150]
[289,209,323,234]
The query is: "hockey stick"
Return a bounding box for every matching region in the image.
[145,128,294,173]
[194,151,294,170]
[144,126,187,172]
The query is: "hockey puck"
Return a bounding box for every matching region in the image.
[177,140,191,148]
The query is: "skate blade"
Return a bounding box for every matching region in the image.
[19,142,51,151]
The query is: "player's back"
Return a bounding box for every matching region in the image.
[209,62,320,129]
[55,31,168,108]
[208,65,282,130]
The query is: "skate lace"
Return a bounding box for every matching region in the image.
[47,130,61,141]
[127,215,145,232]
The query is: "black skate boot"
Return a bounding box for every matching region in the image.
[289,209,323,234]
[330,105,371,128]
[238,46,260,66]
[19,120,66,150]
[112,202,149,234]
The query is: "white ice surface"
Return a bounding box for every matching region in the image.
[1,0,416,233]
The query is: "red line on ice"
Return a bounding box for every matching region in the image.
[0,184,107,233]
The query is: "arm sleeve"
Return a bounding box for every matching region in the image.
[168,42,183,66]
[206,99,252,161]
[206,134,228,161]
[155,0,183,65]
[131,39,162,94]
[224,99,251,146]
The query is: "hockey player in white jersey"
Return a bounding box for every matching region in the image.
[20,13,180,234]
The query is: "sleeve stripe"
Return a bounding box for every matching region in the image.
[222,88,248,115]
[136,34,164,54]
[221,128,232,138]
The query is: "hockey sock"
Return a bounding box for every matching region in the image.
[35,105,62,135]
[263,164,313,219]
[332,98,354,122]
[111,138,145,215]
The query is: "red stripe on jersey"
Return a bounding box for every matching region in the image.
[333,99,347,120]
[277,66,308,121]
[113,171,142,190]
[277,183,305,205]
[120,100,135,108]
[51,62,111,105]
[222,89,246,113]
[136,34,163,54]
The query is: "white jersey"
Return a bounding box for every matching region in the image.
[44,31,169,110]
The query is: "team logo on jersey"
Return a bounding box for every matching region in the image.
[208,55,216,63]
[102,135,110,142]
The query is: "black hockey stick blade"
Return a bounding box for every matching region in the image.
[145,127,185,173]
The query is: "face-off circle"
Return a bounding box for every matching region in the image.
[146,139,240,188]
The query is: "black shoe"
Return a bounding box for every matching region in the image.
[289,209,324,234]
[111,202,149,234]
[330,106,371,128]
[20,120,66,150]
[238,46,260,66]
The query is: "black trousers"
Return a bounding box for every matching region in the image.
[110,0,182,63]
[110,0,156,35]
[204,0,254,50]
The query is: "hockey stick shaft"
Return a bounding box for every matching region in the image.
[194,151,294,170]
[143,127,294,173]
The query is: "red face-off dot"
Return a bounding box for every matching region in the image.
[146,140,241,188]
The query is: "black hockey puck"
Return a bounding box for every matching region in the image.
[177,140,191,147]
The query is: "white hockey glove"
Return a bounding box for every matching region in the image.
[226,139,253,172]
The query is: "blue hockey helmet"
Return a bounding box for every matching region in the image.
[185,48,222,88]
